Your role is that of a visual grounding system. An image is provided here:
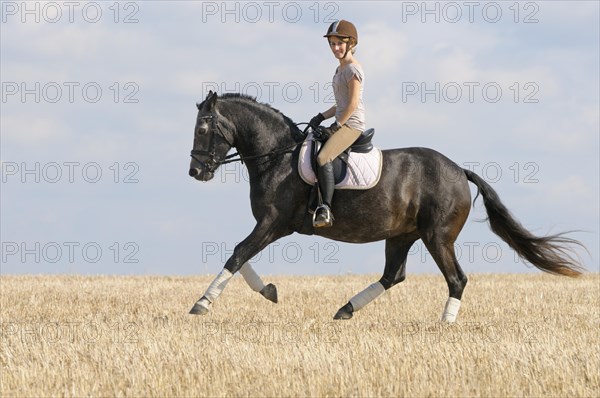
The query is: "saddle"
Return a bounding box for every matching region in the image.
[298,127,383,214]
[310,127,375,184]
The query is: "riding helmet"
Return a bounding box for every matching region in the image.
[323,20,358,45]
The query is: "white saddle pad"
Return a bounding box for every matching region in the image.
[298,133,383,190]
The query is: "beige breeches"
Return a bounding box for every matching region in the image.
[317,125,362,166]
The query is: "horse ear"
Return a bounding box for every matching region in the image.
[197,91,218,111]
[205,90,218,111]
[206,90,217,111]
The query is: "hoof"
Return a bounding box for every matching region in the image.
[333,302,354,320]
[189,297,211,315]
[259,283,278,303]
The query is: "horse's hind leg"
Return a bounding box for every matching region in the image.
[333,236,416,320]
[421,236,468,322]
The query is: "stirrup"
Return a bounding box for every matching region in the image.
[313,204,334,228]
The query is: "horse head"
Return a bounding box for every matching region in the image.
[189,91,235,181]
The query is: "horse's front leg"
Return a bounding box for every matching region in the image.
[239,262,278,303]
[189,223,288,315]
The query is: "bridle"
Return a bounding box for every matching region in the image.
[190,114,236,174]
[190,113,310,175]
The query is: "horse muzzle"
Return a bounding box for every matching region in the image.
[189,167,214,182]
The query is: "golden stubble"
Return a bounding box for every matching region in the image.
[1,273,598,397]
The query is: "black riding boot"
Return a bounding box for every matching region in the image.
[314,162,335,228]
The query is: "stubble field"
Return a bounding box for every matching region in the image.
[1,273,598,397]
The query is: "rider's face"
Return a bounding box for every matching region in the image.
[328,37,348,59]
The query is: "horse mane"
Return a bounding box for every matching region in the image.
[211,93,304,140]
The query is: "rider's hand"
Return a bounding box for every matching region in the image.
[309,113,325,130]
[319,121,342,139]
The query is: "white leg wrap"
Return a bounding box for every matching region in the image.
[203,268,233,302]
[239,263,265,292]
[349,282,386,311]
[441,297,461,323]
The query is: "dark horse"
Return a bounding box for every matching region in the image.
[188,91,583,322]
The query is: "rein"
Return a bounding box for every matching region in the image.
[190,115,311,172]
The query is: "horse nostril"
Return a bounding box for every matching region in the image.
[189,168,200,177]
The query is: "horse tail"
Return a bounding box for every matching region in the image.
[464,169,584,277]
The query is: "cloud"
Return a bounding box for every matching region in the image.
[1,1,597,275]
[1,115,70,146]
[360,22,408,75]
[544,175,592,203]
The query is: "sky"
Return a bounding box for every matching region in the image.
[1,0,598,277]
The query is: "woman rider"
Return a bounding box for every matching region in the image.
[309,19,366,228]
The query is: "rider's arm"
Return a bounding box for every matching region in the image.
[334,76,361,126]
[321,106,337,120]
